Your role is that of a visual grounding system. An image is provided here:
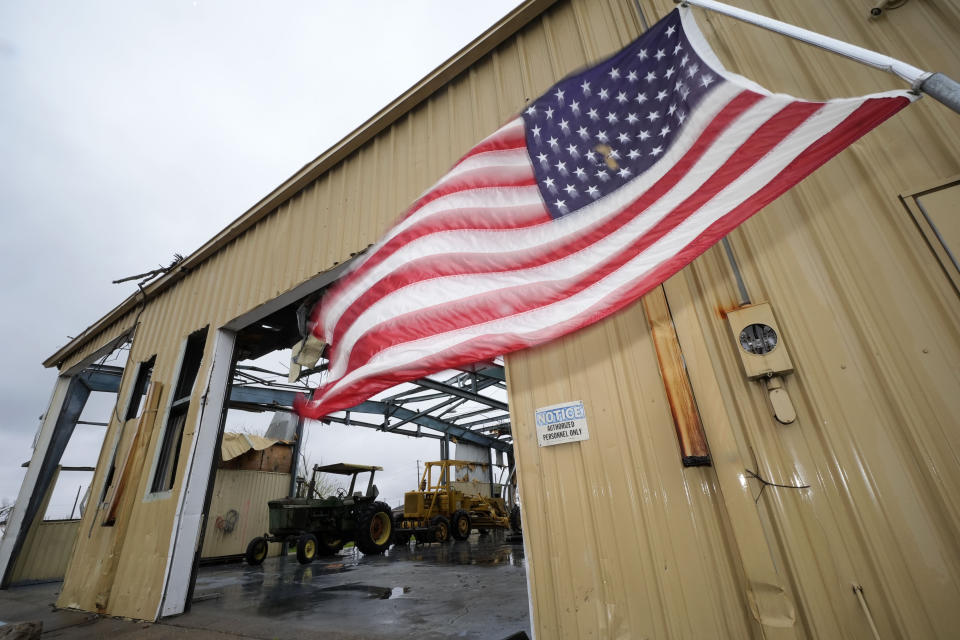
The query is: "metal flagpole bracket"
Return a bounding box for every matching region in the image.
[675,0,960,115]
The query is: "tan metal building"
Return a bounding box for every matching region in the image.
[2,0,958,637]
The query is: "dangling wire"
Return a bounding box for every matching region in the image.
[745,468,810,503]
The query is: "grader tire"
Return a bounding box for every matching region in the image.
[509,504,522,533]
[431,515,452,543]
[451,509,471,541]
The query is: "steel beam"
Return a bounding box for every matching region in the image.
[413,377,508,411]
[228,385,511,452]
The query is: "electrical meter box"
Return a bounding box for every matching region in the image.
[726,303,794,380]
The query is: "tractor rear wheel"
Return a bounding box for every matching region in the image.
[356,501,393,555]
[296,533,318,564]
[245,537,268,565]
[431,515,452,543]
[451,510,471,541]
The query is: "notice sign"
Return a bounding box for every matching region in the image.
[535,400,589,447]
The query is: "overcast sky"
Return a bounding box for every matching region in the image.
[0,0,524,516]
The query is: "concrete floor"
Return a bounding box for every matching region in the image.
[0,533,531,639]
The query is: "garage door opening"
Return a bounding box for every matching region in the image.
[181,287,530,639]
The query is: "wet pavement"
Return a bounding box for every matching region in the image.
[182,532,531,639]
[0,533,530,639]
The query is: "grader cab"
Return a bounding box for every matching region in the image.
[394,460,510,544]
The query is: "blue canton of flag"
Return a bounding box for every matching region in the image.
[524,11,718,218]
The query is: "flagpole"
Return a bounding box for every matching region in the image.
[676,0,960,115]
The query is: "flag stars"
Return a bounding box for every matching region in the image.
[677,111,687,124]
[687,63,700,78]
[647,110,661,122]
[616,91,628,104]
[566,143,580,158]
[608,148,621,161]
[638,130,651,141]
[645,71,657,83]
[626,112,639,125]
[581,80,591,96]
[627,70,638,82]
[655,49,666,61]
[586,185,600,198]
[564,184,578,197]
[536,152,549,166]
[577,126,590,139]
[701,74,715,88]
[574,166,587,180]
[656,90,668,102]
[559,119,570,134]
[680,54,690,67]
[606,112,619,124]
[554,88,565,103]
[585,150,598,163]
[599,88,610,100]
[554,198,568,213]
[587,108,600,121]
[608,67,621,80]
[596,130,609,143]
[618,167,632,179]
[544,106,555,119]
[666,25,676,37]
[650,145,664,156]
[664,66,676,79]
[531,125,542,139]
[596,169,610,181]
[673,43,683,55]
[668,104,677,116]
[617,132,631,144]
[525,105,537,116]
[555,160,568,172]
[636,92,648,104]
[627,148,641,160]
[570,100,581,115]
[547,136,559,150]
[659,125,671,138]
[543,177,556,190]
[637,48,648,60]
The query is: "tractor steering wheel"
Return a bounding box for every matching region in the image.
[336,488,347,498]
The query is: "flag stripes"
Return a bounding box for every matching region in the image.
[295,9,912,419]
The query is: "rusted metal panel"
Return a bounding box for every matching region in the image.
[200,471,290,560]
[641,286,710,464]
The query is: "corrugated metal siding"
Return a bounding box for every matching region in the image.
[200,471,289,559]
[9,520,80,585]
[506,1,960,638]
[51,0,960,633]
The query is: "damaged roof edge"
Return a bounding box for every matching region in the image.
[42,0,558,371]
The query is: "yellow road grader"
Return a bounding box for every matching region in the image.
[394,459,512,544]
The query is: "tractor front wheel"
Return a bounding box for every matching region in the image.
[296,533,318,564]
[431,515,452,543]
[451,510,471,541]
[356,501,393,555]
[245,536,268,565]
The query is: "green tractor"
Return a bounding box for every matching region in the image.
[245,463,393,565]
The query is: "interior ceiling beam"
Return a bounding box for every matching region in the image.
[228,385,511,452]
[412,377,508,412]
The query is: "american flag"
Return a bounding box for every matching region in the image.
[295,7,913,419]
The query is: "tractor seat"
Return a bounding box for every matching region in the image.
[367,484,379,499]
